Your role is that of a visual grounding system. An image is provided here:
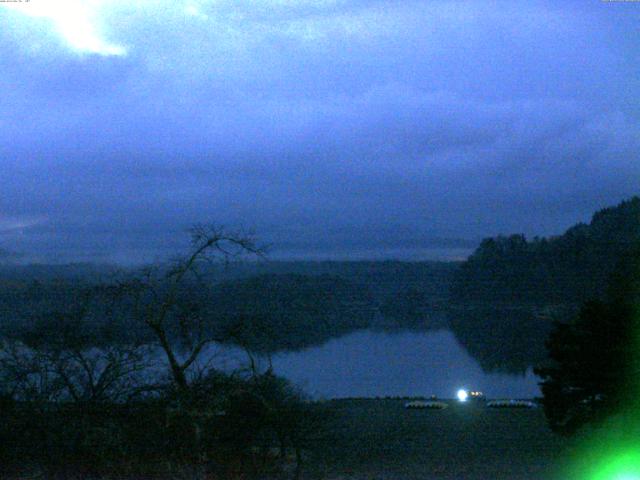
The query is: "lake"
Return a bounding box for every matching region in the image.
[214,329,541,400]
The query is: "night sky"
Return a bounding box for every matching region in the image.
[1,1,639,263]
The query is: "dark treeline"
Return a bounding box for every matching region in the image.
[0,228,331,479]
[2,197,637,401]
[450,197,640,305]
[208,274,375,353]
[213,260,457,311]
[448,307,558,374]
[0,261,458,355]
[0,253,458,477]
[0,248,466,478]
[448,196,640,373]
[536,242,640,436]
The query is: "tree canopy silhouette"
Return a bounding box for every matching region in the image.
[535,243,640,435]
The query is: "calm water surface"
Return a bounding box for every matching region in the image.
[262,329,540,399]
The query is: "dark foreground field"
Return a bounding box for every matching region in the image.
[304,398,568,480]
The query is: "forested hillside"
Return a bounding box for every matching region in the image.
[448,196,640,373]
[0,261,458,354]
[208,274,375,352]
[450,197,640,306]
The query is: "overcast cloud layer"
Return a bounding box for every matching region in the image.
[1,0,639,263]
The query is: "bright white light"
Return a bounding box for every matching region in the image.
[185,4,209,20]
[457,389,468,402]
[1,0,126,56]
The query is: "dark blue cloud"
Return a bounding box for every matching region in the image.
[0,0,639,263]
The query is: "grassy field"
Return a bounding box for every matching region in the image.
[304,398,569,480]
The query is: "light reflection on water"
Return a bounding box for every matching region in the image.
[205,329,540,400]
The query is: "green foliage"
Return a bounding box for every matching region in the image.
[535,244,640,435]
[535,301,636,434]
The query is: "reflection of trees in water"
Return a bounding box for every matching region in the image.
[448,305,576,375]
[211,269,453,354]
[211,274,377,354]
[1,263,573,375]
[446,198,640,375]
[377,285,449,332]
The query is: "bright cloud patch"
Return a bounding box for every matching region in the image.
[1,0,126,56]
[185,4,209,20]
[0,216,44,234]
